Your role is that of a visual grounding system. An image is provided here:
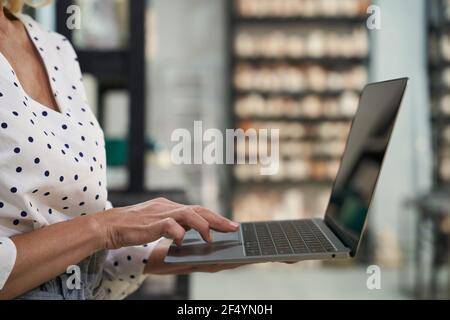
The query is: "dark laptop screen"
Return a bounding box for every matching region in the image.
[324,78,408,256]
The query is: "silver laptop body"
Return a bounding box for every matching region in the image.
[165,78,409,265]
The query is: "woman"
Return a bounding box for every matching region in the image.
[0,0,244,300]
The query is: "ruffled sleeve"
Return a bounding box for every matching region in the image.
[0,237,17,290]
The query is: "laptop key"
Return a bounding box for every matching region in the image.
[277,248,293,255]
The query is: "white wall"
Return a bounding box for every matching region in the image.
[147,0,227,211]
[35,1,55,31]
[370,0,432,264]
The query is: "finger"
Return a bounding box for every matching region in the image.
[191,205,239,232]
[153,197,186,207]
[168,207,212,243]
[183,208,212,242]
[148,217,186,246]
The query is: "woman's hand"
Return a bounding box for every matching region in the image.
[145,238,248,275]
[144,239,297,275]
[0,198,238,299]
[92,197,239,250]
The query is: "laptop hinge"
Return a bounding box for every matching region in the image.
[324,217,356,256]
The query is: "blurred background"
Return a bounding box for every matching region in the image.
[28,0,450,299]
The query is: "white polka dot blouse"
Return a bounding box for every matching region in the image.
[0,14,160,299]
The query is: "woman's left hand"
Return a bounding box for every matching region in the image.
[144,238,298,275]
[144,238,248,275]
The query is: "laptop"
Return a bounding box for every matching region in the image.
[165,78,408,264]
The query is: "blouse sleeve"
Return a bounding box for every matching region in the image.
[98,201,163,300]
[0,72,21,291]
[0,237,17,290]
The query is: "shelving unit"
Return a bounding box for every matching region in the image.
[228,0,371,224]
[56,0,145,192]
[428,0,450,186]
[55,0,189,300]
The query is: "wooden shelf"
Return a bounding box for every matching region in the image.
[234,179,334,187]
[232,136,347,142]
[234,16,368,25]
[234,89,360,98]
[235,56,368,66]
[280,136,346,142]
[236,115,353,122]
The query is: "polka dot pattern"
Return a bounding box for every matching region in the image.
[0,13,156,298]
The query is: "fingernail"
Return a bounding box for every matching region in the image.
[229,221,239,228]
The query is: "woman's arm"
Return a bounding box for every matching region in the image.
[0,215,103,300]
[0,197,238,300]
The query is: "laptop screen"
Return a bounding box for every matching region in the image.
[324,78,408,256]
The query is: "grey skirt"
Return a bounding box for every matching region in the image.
[16,251,108,300]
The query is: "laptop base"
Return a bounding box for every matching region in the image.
[164,218,350,265]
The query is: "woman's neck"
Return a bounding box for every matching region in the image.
[0,4,4,20]
[0,5,18,35]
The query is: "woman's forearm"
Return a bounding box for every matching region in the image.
[0,215,104,300]
[0,198,240,299]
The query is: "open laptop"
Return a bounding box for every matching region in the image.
[165,78,408,264]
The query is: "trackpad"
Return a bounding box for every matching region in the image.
[182,229,240,244]
[165,229,244,263]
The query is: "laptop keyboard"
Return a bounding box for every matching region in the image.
[241,220,336,256]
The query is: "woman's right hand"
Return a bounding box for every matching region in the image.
[1,197,239,299]
[91,197,239,250]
